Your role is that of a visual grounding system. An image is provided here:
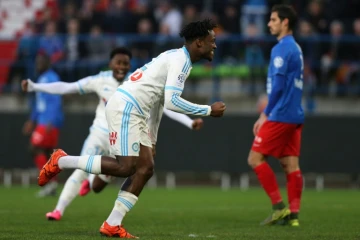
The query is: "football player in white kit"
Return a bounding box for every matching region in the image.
[22,47,204,222]
[38,19,226,238]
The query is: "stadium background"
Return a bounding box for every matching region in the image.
[1,0,360,189]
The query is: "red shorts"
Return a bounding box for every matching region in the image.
[251,120,303,158]
[31,125,60,148]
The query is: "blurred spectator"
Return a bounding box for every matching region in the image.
[57,1,78,33]
[155,1,182,37]
[131,18,154,69]
[321,20,351,96]
[38,21,64,64]
[297,20,321,95]
[241,0,268,36]
[87,25,111,75]
[303,0,328,34]
[7,23,39,85]
[105,0,136,33]
[57,18,87,82]
[78,0,106,33]
[220,4,240,34]
[244,24,265,95]
[182,4,199,28]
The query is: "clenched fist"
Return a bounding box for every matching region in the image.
[21,79,34,92]
[210,101,226,117]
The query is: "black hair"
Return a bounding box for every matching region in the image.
[110,47,132,60]
[179,18,217,43]
[271,4,298,31]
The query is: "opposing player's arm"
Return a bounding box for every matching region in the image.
[263,74,286,116]
[163,108,193,129]
[263,49,289,116]
[164,56,211,116]
[21,73,102,95]
[148,99,164,145]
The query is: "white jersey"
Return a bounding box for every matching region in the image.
[117,46,211,119]
[77,71,124,132]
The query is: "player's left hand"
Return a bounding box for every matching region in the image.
[192,118,204,130]
[152,144,156,157]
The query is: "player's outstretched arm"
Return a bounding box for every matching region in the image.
[21,79,79,95]
[163,108,204,130]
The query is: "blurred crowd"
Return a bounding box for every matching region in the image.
[6,0,360,98]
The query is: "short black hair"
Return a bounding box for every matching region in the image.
[110,47,132,60]
[179,18,217,43]
[271,4,298,31]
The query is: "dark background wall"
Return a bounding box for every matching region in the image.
[1,113,359,173]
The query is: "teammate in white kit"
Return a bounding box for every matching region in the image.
[22,47,203,222]
[38,19,226,238]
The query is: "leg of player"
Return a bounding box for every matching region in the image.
[248,150,290,225]
[100,144,154,238]
[279,156,303,227]
[79,174,112,196]
[46,169,88,220]
[37,151,138,186]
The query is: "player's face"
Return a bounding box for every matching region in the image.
[200,30,217,61]
[268,12,283,36]
[35,55,49,73]
[109,53,131,81]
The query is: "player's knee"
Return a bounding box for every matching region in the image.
[137,161,155,179]
[247,151,264,169]
[114,156,137,176]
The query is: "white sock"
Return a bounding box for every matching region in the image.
[106,191,138,226]
[59,155,102,174]
[88,174,95,189]
[55,169,88,215]
[58,156,79,169]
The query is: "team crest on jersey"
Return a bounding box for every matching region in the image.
[273,56,284,68]
[132,142,140,152]
[109,132,117,145]
[177,73,185,84]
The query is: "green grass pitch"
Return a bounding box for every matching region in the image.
[0,186,359,240]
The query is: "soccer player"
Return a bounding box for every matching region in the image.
[247,5,304,227]
[38,19,225,238]
[22,52,64,197]
[21,47,203,221]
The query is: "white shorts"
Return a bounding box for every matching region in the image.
[80,127,111,156]
[105,92,152,156]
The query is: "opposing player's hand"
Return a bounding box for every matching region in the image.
[253,113,267,136]
[152,144,156,157]
[210,102,226,117]
[22,120,34,135]
[192,118,204,130]
[21,79,34,92]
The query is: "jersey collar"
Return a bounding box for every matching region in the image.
[182,46,192,64]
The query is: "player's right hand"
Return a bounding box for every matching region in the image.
[21,79,34,92]
[210,102,226,117]
[253,113,267,136]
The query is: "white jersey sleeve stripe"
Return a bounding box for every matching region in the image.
[171,93,209,115]
[165,86,183,92]
[77,81,86,94]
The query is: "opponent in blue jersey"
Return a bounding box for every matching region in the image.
[247,5,304,227]
[22,52,64,197]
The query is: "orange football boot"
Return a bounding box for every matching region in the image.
[99,221,138,238]
[38,149,67,186]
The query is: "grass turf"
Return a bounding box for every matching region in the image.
[0,186,359,240]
